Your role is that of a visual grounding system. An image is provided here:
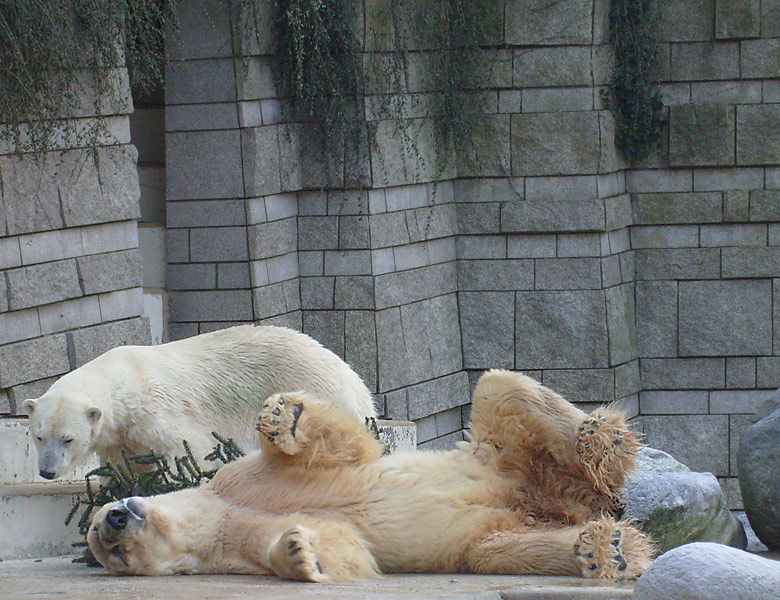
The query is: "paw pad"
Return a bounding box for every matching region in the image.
[257,394,305,454]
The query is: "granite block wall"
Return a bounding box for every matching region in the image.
[0,68,151,415]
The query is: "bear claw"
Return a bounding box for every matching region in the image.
[270,527,328,582]
[574,517,652,580]
[257,394,306,455]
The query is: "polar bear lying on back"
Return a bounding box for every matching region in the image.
[22,325,376,480]
[88,370,653,581]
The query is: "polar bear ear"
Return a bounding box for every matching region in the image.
[85,407,102,423]
[21,399,37,415]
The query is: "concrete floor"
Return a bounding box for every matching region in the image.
[0,555,636,600]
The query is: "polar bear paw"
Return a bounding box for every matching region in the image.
[574,516,653,580]
[257,393,305,455]
[269,526,328,582]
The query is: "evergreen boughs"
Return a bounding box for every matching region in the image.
[605,0,664,162]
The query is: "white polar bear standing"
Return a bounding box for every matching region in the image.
[22,325,376,480]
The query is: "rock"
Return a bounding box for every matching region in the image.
[632,542,780,600]
[623,448,747,553]
[736,512,769,553]
[738,390,780,550]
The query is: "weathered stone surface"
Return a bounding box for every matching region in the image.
[630,225,699,248]
[68,317,151,368]
[640,391,709,415]
[459,292,514,369]
[511,112,600,176]
[374,262,457,310]
[738,392,780,549]
[715,0,760,39]
[505,0,592,45]
[167,130,243,200]
[641,415,729,475]
[605,283,637,366]
[632,192,722,224]
[543,369,614,404]
[515,290,608,369]
[726,357,757,389]
[169,290,253,322]
[78,249,143,295]
[334,276,374,310]
[166,58,236,104]
[501,199,606,233]
[722,247,780,278]
[302,311,344,358]
[670,42,740,81]
[241,126,281,197]
[635,248,720,280]
[457,259,533,291]
[679,280,772,356]
[190,226,250,262]
[298,216,338,251]
[657,0,715,42]
[632,543,780,600]
[6,260,81,311]
[299,277,334,310]
[167,200,246,228]
[670,105,735,167]
[279,123,344,190]
[455,114,510,178]
[406,371,470,421]
[700,223,766,246]
[513,47,591,88]
[641,358,725,390]
[344,311,377,392]
[624,448,746,554]
[535,258,601,290]
[741,38,780,79]
[0,334,69,388]
[737,104,780,164]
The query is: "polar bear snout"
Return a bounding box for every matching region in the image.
[105,498,146,532]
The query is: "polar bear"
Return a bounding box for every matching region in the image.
[22,325,376,480]
[88,370,653,581]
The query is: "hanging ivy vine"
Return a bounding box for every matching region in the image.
[0,0,176,153]
[604,0,664,162]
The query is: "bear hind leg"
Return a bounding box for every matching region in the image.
[574,516,653,580]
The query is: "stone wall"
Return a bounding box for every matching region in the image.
[0,68,150,415]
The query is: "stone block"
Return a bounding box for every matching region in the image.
[722,247,780,278]
[167,130,243,200]
[700,223,766,246]
[521,87,592,113]
[513,47,591,87]
[679,280,772,356]
[515,290,608,369]
[501,199,606,233]
[188,226,249,262]
[630,226,699,248]
[640,391,709,415]
[641,415,729,476]
[406,371,470,421]
[619,251,635,283]
[632,192,722,225]
[605,195,633,231]
[370,248,395,275]
[217,263,250,289]
[393,243,429,271]
[641,358,725,390]
[605,283,637,366]
[166,103,239,131]
[456,236,506,259]
[543,369,614,404]
[691,81,762,104]
[247,219,295,261]
[525,176,598,202]
[0,154,63,234]
[266,253,298,283]
[166,0,233,59]
[302,311,344,358]
[279,123,345,191]
[764,0,780,35]
[456,203,501,235]
[435,407,463,436]
[167,263,217,290]
[456,114,510,178]
[6,260,81,311]
[457,259,533,291]
[252,281,299,319]
[741,39,780,78]
[263,193,298,222]
[657,0,715,42]
[344,311,377,392]
[615,360,642,398]
[18,228,82,265]
[601,255,621,288]
[298,216,338,251]
[241,126,281,197]
[766,80,780,103]
[0,334,69,388]
[556,234,602,257]
[384,184,429,213]
[0,307,40,345]
[670,42,739,81]
[0,237,21,270]
[69,317,150,368]
[98,288,144,322]
[695,168,764,194]
[670,105,735,167]
[711,390,771,414]
[511,112,600,176]
[375,307,409,391]
[726,357,756,389]
[334,276,374,310]
[427,237,456,265]
[369,212,409,248]
[626,169,693,193]
[81,222,139,256]
[78,249,143,295]
[323,250,372,276]
[505,0,591,44]
[338,216,370,249]
[723,190,750,222]
[737,105,780,164]
[409,204,456,242]
[400,294,462,382]
[38,296,100,336]
[635,248,720,280]
[507,234,556,258]
[454,177,523,204]
[535,258,602,290]
[636,281,677,357]
[166,228,189,264]
[167,200,246,228]
[374,262,457,310]
[750,190,780,221]
[715,0,760,38]
[459,292,514,369]
[169,290,253,322]
[757,357,780,388]
[498,90,522,113]
[328,190,369,217]
[165,58,236,104]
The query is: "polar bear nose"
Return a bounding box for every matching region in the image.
[106,505,130,530]
[39,470,56,480]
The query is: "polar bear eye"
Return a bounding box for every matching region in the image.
[36,436,43,442]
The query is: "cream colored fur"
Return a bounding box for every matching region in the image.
[88,370,652,581]
[22,325,376,479]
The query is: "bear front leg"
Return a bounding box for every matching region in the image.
[268,519,379,582]
[574,516,653,580]
[256,391,385,467]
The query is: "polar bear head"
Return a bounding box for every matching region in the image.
[88,494,201,575]
[21,391,103,480]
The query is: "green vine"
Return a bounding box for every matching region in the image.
[0,0,176,154]
[604,0,664,162]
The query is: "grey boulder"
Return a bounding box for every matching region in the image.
[632,542,780,600]
[738,390,780,550]
[623,448,746,553]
